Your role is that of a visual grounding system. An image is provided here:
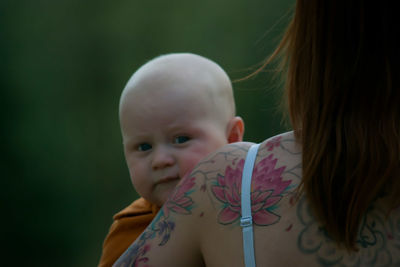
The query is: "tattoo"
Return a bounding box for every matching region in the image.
[265,136,282,151]
[114,133,302,266]
[211,135,298,226]
[211,154,290,225]
[162,176,196,218]
[114,176,196,267]
[297,197,400,266]
[191,143,253,210]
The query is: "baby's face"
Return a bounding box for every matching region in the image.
[120,87,228,207]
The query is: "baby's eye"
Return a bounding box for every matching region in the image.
[138,143,152,151]
[174,136,190,144]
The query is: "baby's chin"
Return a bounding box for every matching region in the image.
[153,179,181,207]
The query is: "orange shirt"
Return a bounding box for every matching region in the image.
[98,197,160,267]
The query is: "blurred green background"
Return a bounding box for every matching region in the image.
[2,0,293,266]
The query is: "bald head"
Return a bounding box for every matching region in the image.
[119,53,236,126]
[118,53,244,207]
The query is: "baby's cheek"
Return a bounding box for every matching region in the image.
[128,168,136,185]
[129,168,149,195]
[181,152,207,175]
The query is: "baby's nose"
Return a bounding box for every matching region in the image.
[151,146,175,169]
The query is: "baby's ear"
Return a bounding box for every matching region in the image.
[226,116,244,143]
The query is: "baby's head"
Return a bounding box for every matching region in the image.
[119,53,244,207]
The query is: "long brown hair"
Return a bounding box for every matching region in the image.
[275,0,400,249]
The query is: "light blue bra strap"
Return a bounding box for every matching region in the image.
[240,143,260,267]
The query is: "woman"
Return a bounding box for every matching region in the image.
[114,0,400,266]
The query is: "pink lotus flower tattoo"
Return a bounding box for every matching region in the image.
[265,136,282,151]
[212,154,290,226]
[163,176,196,218]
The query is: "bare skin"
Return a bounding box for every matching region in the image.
[99,54,246,266]
[114,131,400,267]
[119,53,244,207]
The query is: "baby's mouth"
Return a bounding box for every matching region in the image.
[156,176,180,185]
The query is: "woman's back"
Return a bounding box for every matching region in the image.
[199,132,400,266]
[114,132,400,266]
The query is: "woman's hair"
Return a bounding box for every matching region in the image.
[275,0,400,249]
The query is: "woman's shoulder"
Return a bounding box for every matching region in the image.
[206,131,301,168]
[200,132,400,266]
[187,130,303,229]
[191,131,305,265]
[218,130,300,155]
[206,131,302,189]
[114,131,400,266]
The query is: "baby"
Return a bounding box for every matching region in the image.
[98,53,244,266]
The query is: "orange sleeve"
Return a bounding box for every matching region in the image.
[98,198,160,267]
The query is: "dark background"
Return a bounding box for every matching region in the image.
[1,0,293,265]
